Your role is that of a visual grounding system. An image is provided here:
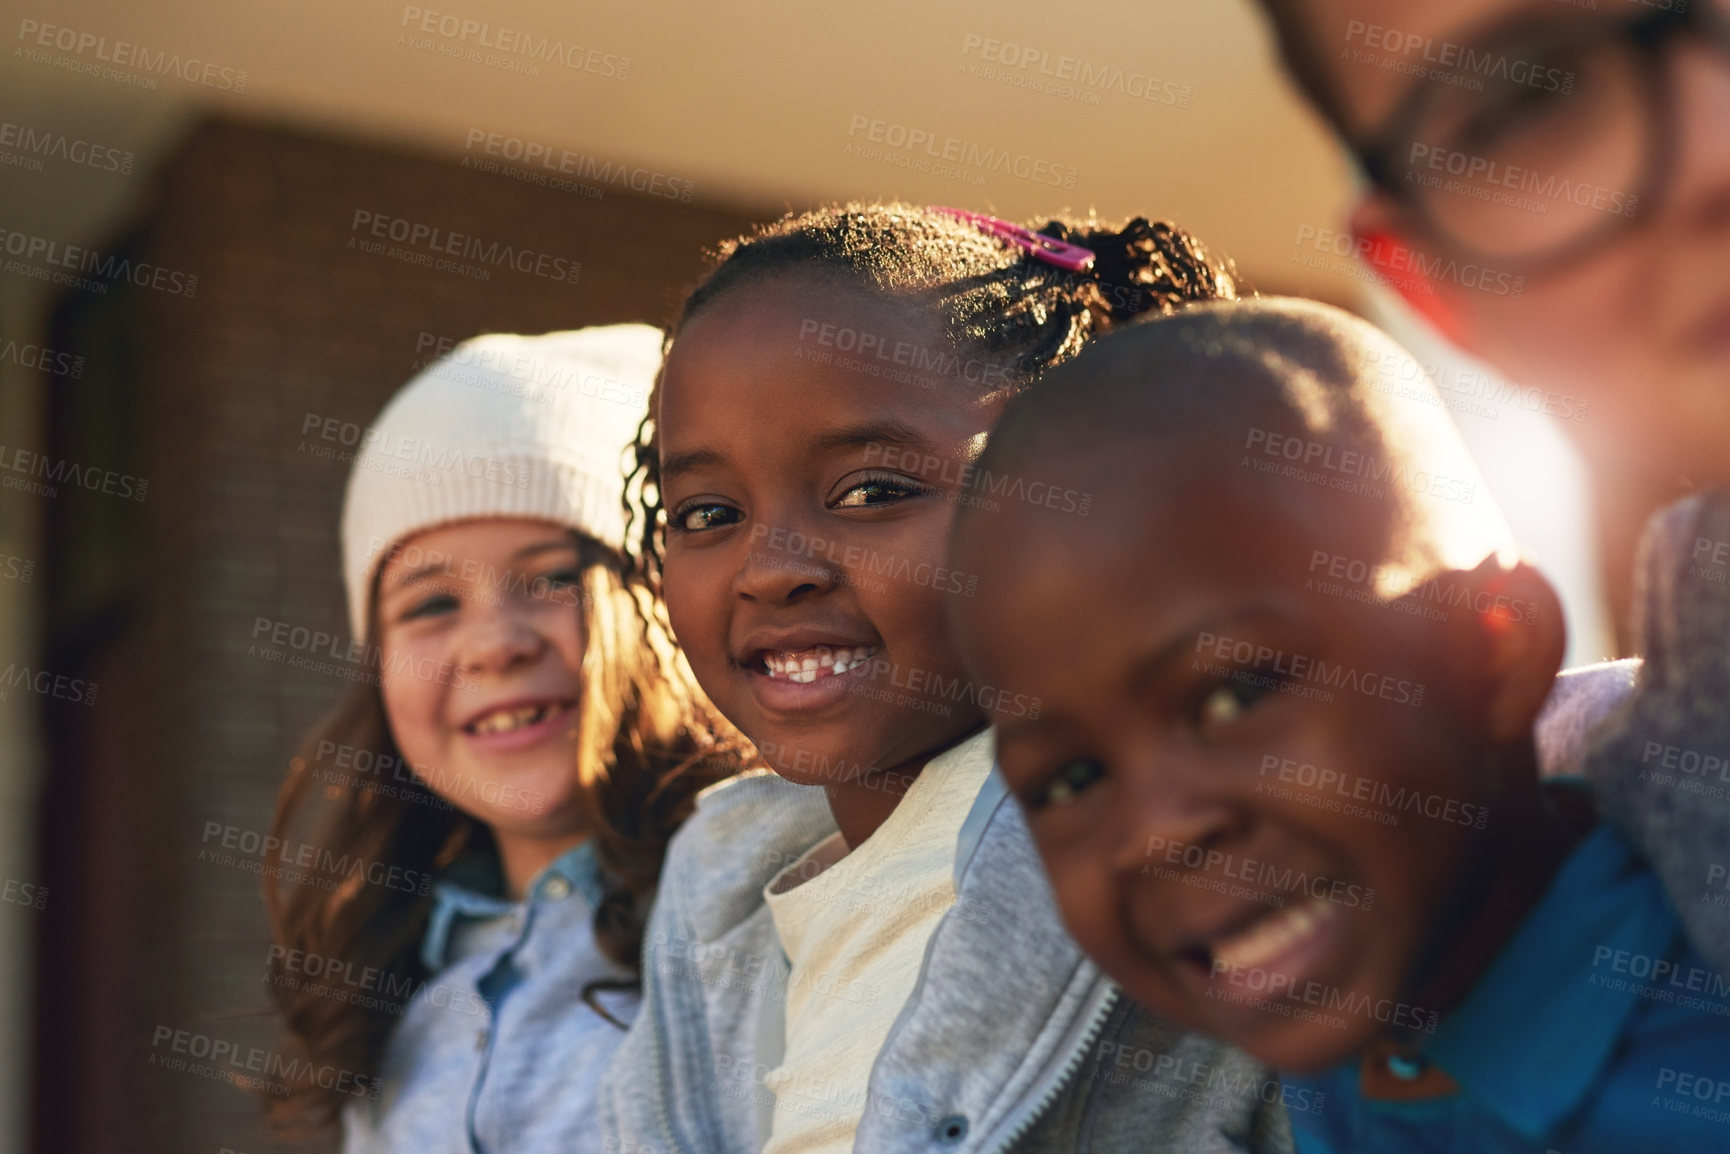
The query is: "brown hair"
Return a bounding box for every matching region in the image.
[262,531,747,1134]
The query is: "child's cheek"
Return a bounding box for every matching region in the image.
[378,642,441,759]
[539,601,588,677]
[1050,853,1113,949]
[660,567,713,663]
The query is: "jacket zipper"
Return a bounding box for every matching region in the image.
[982,984,1121,1154]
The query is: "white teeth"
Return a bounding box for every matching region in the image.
[1209,899,1337,973]
[761,645,878,682]
[470,703,555,735]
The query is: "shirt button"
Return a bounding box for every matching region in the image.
[475,1028,489,1051]
[1385,1053,1425,1081]
[936,1114,969,1143]
[542,876,572,902]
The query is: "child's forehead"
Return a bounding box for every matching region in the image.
[661,278,997,431]
[659,316,998,476]
[375,518,577,587]
[970,413,1397,610]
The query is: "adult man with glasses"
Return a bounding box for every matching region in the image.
[1249,0,1730,1143]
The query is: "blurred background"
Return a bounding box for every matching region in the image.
[0,2,1616,1151]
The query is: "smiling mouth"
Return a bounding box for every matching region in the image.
[752,645,879,684]
[464,701,573,736]
[1177,897,1343,977]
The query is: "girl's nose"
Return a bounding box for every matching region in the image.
[454,600,547,674]
[732,519,842,605]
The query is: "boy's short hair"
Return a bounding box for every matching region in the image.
[959,297,1513,594]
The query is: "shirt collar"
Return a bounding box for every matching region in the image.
[419,840,606,971]
[538,837,607,907]
[1420,822,1680,1141]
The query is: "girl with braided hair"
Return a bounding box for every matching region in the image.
[625,206,1239,579]
[600,204,1293,1154]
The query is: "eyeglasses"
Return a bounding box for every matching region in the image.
[1353,0,1730,274]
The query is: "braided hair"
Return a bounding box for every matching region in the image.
[625,202,1246,584]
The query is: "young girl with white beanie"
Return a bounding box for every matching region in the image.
[260,326,747,1153]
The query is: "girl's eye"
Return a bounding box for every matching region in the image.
[1028,757,1105,811]
[400,592,460,622]
[541,567,582,589]
[673,502,740,532]
[1195,669,1287,729]
[831,474,931,510]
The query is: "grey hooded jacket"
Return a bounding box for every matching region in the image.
[599,764,1295,1154]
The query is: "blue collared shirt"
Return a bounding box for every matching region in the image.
[343,841,639,1154]
[1283,821,1730,1153]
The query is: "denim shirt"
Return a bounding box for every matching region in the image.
[1282,819,1730,1153]
[343,841,638,1154]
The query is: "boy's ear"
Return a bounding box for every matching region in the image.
[1446,555,1567,743]
[1347,197,1464,345]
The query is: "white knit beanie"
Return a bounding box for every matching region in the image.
[339,324,662,641]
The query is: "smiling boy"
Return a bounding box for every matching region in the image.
[951,298,1730,1152]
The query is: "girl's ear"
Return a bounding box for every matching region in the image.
[1448,555,1568,744]
[1346,197,1464,345]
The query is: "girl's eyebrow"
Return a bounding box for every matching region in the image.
[511,539,578,562]
[385,563,449,593]
[663,421,932,481]
[385,539,574,592]
[660,446,724,482]
[815,419,932,457]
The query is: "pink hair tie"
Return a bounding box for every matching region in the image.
[930,206,1096,272]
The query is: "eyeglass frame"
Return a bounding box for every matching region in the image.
[1348,2,1730,276]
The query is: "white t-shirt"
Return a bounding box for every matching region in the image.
[759,728,996,1154]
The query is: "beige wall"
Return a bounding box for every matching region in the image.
[0,0,1357,296]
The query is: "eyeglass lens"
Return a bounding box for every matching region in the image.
[1381,0,1730,264]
